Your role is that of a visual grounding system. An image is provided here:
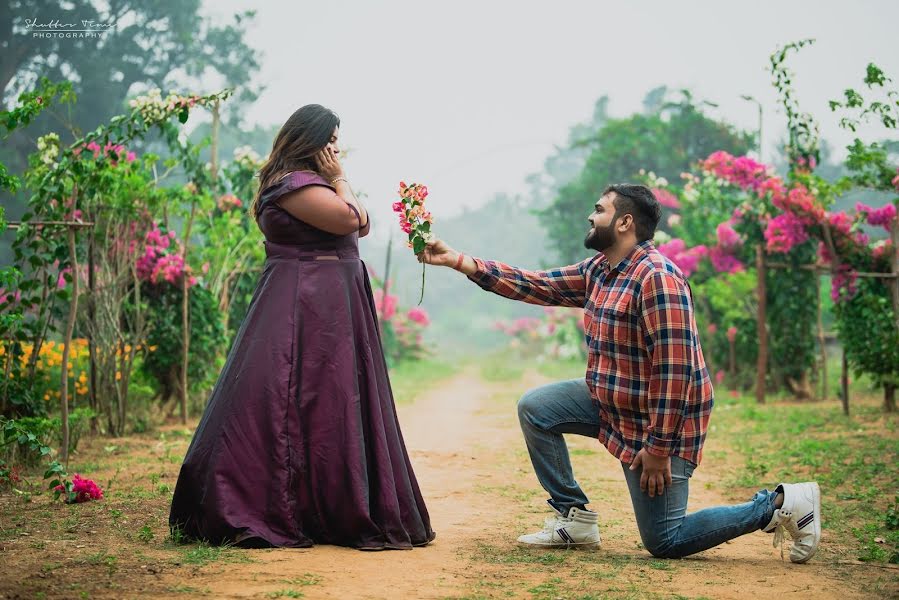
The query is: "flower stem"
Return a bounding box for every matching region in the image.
[418,262,425,305]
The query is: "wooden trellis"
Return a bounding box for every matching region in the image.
[755,222,899,414]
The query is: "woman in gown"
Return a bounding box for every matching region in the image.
[169,104,435,550]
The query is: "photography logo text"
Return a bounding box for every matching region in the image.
[24,17,115,39]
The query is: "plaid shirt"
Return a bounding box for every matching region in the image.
[468,240,713,465]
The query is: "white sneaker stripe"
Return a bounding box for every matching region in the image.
[796,512,815,529]
[556,527,574,543]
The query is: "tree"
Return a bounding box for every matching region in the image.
[539,91,754,263]
[1,0,260,221]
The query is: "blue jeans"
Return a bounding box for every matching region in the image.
[517,379,776,558]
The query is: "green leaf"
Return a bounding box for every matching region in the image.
[412,237,425,254]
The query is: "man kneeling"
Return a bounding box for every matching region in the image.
[419,183,820,562]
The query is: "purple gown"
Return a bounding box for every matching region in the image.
[169,171,435,549]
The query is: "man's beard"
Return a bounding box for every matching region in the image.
[584,221,617,252]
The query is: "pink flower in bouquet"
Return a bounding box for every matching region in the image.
[726,326,737,342]
[407,307,430,326]
[892,168,899,191]
[395,181,437,303]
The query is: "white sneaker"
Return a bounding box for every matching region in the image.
[762,482,821,563]
[517,507,601,549]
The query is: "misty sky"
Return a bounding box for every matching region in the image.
[200,0,899,243]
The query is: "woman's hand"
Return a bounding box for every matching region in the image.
[315,148,344,181]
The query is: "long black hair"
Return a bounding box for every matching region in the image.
[251,104,340,218]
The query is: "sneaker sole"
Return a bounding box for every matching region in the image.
[517,540,600,550]
[792,482,821,564]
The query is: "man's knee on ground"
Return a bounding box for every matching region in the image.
[641,534,684,559]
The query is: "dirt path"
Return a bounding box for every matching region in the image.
[157,370,893,599]
[2,370,895,599]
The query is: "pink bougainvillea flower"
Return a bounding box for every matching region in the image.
[407,307,430,326]
[55,474,103,503]
[855,202,897,231]
[709,246,745,273]
[658,239,708,277]
[764,213,809,254]
[716,222,742,250]
[652,188,680,210]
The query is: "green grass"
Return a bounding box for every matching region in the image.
[279,574,322,586]
[267,591,304,599]
[388,358,459,404]
[478,353,525,382]
[536,358,585,381]
[176,542,254,566]
[713,391,899,563]
[473,542,570,565]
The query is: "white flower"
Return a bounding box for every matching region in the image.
[233,145,261,164]
[654,230,672,244]
[36,133,60,166]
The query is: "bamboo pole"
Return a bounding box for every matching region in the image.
[59,227,80,465]
[87,232,98,434]
[841,348,850,416]
[816,272,827,401]
[755,245,767,404]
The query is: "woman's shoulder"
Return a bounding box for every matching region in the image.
[278,170,333,191]
[260,170,334,208]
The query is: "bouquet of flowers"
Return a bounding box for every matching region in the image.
[392,182,434,304]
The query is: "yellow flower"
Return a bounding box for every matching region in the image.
[125,344,132,353]
[115,371,122,381]
[44,394,50,401]
[149,345,158,352]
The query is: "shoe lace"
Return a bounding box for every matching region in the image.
[542,516,560,533]
[771,509,800,560]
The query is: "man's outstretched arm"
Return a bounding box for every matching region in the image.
[420,238,591,308]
